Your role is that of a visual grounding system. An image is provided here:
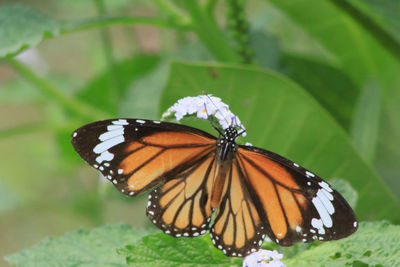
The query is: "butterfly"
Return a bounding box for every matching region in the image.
[71,118,357,257]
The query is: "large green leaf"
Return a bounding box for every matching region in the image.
[350,81,381,163]
[160,61,400,222]
[5,224,153,267]
[267,0,400,199]
[119,233,238,266]
[343,0,400,47]
[282,53,359,129]
[284,221,400,267]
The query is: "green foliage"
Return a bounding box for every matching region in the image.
[0,5,60,58]
[267,0,400,198]
[5,221,399,266]
[119,234,238,266]
[160,61,399,222]
[282,53,359,129]
[351,81,382,163]
[5,224,154,267]
[284,221,400,267]
[77,55,160,115]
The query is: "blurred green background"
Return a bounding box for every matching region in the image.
[0,0,399,266]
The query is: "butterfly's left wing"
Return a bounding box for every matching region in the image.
[236,145,358,246]
[71,119,216,196]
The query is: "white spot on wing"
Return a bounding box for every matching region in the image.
[107,125,123,131]
[99,128,124,141]
[93,135,124,154]
[319,181,333,192]
[73,132,77,137]
[312,198,333,228]
[321,188,334,201]
[306,171,315,178]
[118,169,123,174]
[112,119,128,125]
[293,163,299,167]
[317,190,335,215]
[153,121,161,124]
[95,151,114,163]
[296,226,301,232]
[136,119,146,124]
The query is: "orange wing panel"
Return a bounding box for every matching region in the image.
[124,142,144,153]
[143,131,215,146]
[126,146,209,191]
[121,146,163,174]
[244,160,288,239]
[278,185,302,230]
[240,149,299,190]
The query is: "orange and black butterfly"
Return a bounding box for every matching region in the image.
[71,118,357,257]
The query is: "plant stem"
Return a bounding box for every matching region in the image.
[7,59,110,121]
[61,16,191,34]
[153,0,191,25]
[183,1,240,62]
[0,122,51,139]
[204,0,218,15]
[94,0,120,104]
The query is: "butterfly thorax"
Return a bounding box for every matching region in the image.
[211,127,238,208]
[216,126,238,162]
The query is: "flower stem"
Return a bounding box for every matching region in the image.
[153,0,191,25]
[183,1,241,63]
[93,0,120,103]
[7,59,110,121]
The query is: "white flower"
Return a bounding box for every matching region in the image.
[162,94,246,136]
[243,250,286,267]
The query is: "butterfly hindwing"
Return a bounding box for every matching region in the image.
[146,152,216,237]
[237,145,358,246]
[71,118,216,196]
[210,160,267,257]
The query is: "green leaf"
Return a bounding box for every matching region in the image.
[0,4,180,59]
[120,62,169,119]
[0,5,60,58]
[5,224,153,267]
[77,55,160,115]
[119,233,237,266]
[284,221,400,267]
[332,0,400,60]
[350,81,381,163]
[282,53,359,129]
[160,61,400,222]
[329,179,358,209]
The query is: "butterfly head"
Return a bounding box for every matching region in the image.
[224,126,238,140]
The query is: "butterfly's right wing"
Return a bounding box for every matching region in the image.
[71,118,216,196]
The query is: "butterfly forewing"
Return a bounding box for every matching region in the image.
[237,145,358,246]
[71,119,216,197]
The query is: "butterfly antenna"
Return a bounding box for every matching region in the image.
[206,94,230,128]
[204,102,224,136]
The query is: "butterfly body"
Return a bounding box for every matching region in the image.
[71,118,357,257]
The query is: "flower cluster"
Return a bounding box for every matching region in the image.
[162,94,246,135]
[242,250,286,267]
